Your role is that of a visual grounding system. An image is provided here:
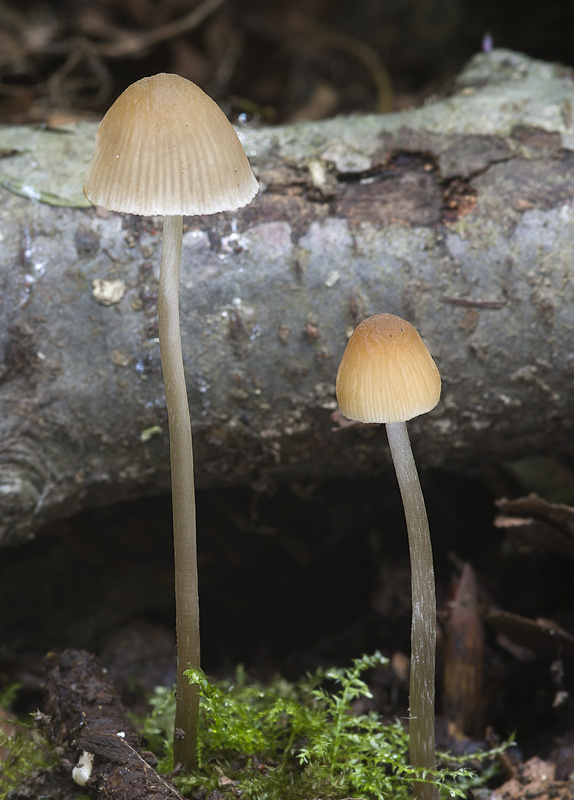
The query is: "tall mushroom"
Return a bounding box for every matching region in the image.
[83,73,258,770]
[335,313,441,800]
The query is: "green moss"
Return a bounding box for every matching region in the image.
[0,688,58,799]
[140,653,511,799]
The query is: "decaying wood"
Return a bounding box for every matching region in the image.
[43,649,187,800]
[442,564,485,738]
[486,610,574,664]
[1,49,574,545]
[495,494,574,558]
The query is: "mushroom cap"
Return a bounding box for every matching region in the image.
[84,73,258,216]
[336,313,441,423]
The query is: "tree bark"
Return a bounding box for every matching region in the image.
[1,49,574,545]
[43,649,188,800]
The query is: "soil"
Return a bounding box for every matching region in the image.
[3,460,574,798]
[1,1,574,798]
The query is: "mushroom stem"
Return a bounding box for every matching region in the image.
[158,214,200,771]
[385,421,437,800]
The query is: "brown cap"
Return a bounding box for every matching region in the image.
[84,73,258,216]
[336,313,441,423]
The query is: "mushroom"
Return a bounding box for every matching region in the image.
[83,73,258,770]
[335,313,441,800]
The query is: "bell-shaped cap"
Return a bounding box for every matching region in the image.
[84,73,258,216]
[336,313,441,424]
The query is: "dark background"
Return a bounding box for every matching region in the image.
[1,0,573,125]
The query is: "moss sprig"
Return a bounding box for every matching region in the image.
[140,652,511,799]
[0,688,57,800]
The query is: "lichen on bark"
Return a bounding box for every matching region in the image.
[1,48,574,545]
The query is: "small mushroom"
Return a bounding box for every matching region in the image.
[336,313,441,800]
[72,751,94,786]
[84,73,258,770]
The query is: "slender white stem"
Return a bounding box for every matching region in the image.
[158,214,200,771]
[386,421,438,800]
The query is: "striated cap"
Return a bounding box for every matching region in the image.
[336,313,441,424]
[84,73,258,216]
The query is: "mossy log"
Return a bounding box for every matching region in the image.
[1,49,574,545]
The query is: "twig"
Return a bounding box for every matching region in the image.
[94,0,228,59]
[74,729,187,800]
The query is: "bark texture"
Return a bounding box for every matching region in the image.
[43,649,187,800]
[1,49,574,545]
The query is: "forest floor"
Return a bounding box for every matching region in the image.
[1,0,574,797]
[3,460,574,798]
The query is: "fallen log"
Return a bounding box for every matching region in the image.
[1,48,574,545]
[43,649,187,800]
